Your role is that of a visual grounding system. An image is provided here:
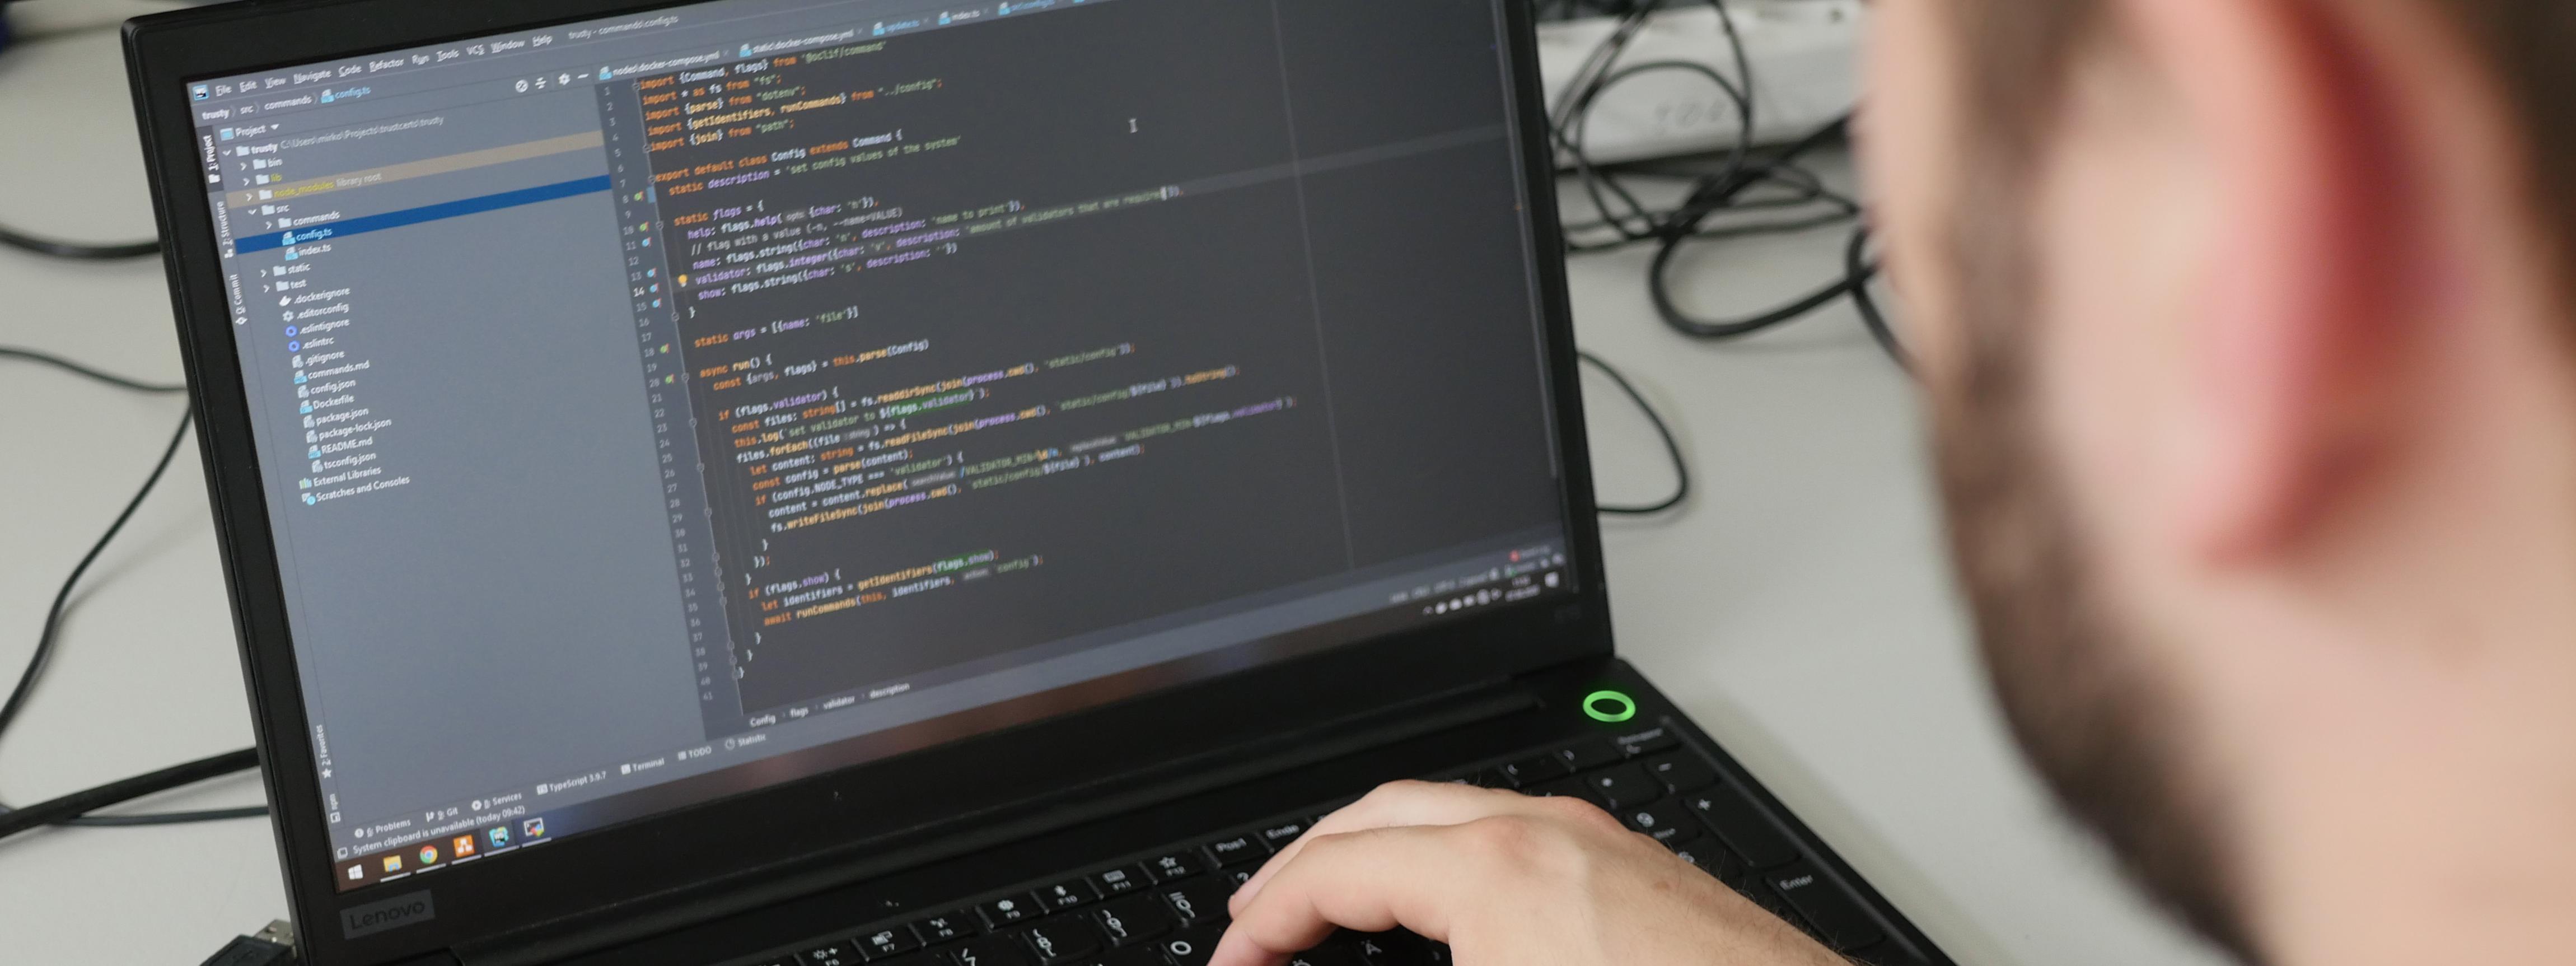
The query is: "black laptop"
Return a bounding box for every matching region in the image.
[123,2,1948,964]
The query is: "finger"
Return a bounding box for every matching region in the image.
[1231,780,1596,911]
[1211,823,1494,966]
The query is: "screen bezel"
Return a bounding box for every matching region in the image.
[124,1,1613,962]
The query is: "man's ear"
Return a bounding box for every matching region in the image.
[2112,0,2416,562]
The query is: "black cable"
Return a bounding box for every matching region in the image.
[0,414,194,740]
[0,4,163,261]
[1648,239,1859,339]
[1576,0,1765,230]
[0,223,161,261]
[0,0,278,825]
[1546,1,1768,255]
[0,410,267,830]
[48,801,268,828]
[1845,222,1908,369]
[1542,0,1883,344]
[1548,7,1695,250]
[0,749,259,841]
[0,346,188,394]
[1558,59,1747,249]
[1643,118,1871,340]
[1581,351,1690,515]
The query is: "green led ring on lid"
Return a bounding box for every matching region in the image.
[1582,689,1637,723]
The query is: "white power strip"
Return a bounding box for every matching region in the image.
[1536,0,1865,166]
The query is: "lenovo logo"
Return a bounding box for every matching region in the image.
[340,890,436,939]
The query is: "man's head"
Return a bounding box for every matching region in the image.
[1860,1,2576,962]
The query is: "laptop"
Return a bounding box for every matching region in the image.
[123,1,1949,964]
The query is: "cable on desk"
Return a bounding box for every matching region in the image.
[0,748,260,841]
[0,414,194,740]
[1641,119,1871,340]
[1845,222,1909,370]
[1548,0,1764,255]
[1581,351,1690,515]
[1545,1,1884,346]
[0,346,188,394]
[0,7,164,261]
[0,223,161,261]
[0,411,266,832]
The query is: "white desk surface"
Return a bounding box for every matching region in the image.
[0,7,2224,965]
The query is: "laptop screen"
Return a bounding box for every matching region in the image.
[181,0,1572,891]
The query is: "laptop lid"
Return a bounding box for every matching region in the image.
[125,0,1610,961]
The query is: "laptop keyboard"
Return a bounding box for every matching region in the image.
[737,727,1908,966]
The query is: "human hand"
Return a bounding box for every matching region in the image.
[1209,780,1845,966]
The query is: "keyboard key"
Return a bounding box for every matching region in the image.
[1090,894,1174,946]
[1285,945,1361,966]
[1035,878,1099,912]
[1497,754,1567,787]
[1350,932,1450,965]
[912,911,979,944]
[1619,800,1693,843]
[1311,795,1363,815]
[1612,727,1677,757]
[1160,882,1225,925]
[1256,818,1310,849]
[1223,867,1254,888]
[1751,880,1801,920]
[867,957,928,966]
[948,935,1037,966]
[1550,740,1622,772]
[1580,765,1663,810]
[1765,864,1884,952]
[1667,837,1721,874]
[979,895,1041,928]
[1684,786,1801,869]
[1089,947,1167,966]
[1672,837,1756,890]
[1090,865,1151,897]
[801,940,865,966]
[1020,919,1102,963]
[1157,926,1223,966]
[750,958,799,966]
[859,923,924,959]
[1640,753,1717,794]
[1759,894,1810,933]
[1143,851,1201,882]
[1466,768,1511,788]
[1202,833,1268,867]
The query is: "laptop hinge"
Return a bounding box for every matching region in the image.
[456,675,1537,966]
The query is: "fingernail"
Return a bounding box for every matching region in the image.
[1231,856,1283,912]
[1230,870,1270,912]
[1208,927,1253,966]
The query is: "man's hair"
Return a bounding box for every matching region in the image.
[2458,5,2576,292]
